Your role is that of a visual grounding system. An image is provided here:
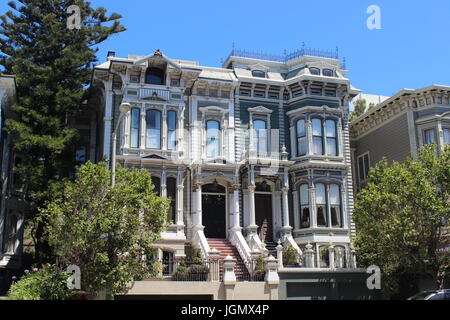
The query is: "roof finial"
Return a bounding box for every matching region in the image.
[154,49,163,57]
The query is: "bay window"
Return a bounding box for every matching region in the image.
[299,184,310,228]
[206,120,220,158]
[146,109,161,149]
[296,119,307,156]
[130,108,140,148]
[151,176,161,196]
[423,128,436,145]
[312,118,324,155]
[167,110,177,150]
[254,119,268,153]
[443,128,450,145]
[326,119,338,156]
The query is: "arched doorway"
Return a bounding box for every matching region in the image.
[202,180,226,238]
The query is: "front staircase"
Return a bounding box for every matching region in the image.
[207,238,250,281]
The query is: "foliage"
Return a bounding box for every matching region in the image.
[354,144,450,295]
[173,248,209,281]
[349,99,367,121]
[0,0,125,263]
[282,246,298,266]
[8,264,71,300]
[253,255,266,281]
[38,161,169,296]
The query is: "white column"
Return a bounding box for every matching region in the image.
[310,184,317,228]
[337,118,343,157]
[123,112,130,149]
[162,106,167,151]
[140,106,146,152]
[103,87,113,160]
[290,124,296,157]
[306,119,312,155]
[176,169,184,226]
[196,185,203,226]
[161,167,167,198]
[232,188,241,228]
[282,188,290,228]
[248,185,256,227]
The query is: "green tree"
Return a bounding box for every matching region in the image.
[350,99,367,121]
[38,161,169,297]
[0,0,125,263]
[354,145,450,297]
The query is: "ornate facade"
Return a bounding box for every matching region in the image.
[88,47,360,271]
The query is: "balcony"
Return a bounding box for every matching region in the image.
[124,86,170,101]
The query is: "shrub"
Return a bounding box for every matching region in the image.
[282,246,298,266]
[8,265,71,300]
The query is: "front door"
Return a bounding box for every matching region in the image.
[202,193,226,238]
[255,194,273,242]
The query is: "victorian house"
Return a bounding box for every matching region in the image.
[87,47,360,279]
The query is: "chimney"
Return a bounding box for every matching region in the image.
[107,51,116,59]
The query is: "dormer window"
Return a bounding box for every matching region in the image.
[309,67,320,75]
[252,70,266,78]
[323,69,334,77]
[145,67,165,85]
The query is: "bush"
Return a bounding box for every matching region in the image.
[8,265,71,300]
[282,246,298,266]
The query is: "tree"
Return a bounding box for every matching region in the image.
[350,99,367,121]
[38,162,169,297]
[0,0,125,263]
[354,145,450,297]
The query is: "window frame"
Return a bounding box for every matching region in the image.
[166,176,177,224]
[309,67,321,75]
[167,110,177,151]
[325,119,338,156]
[251,70,266,78]
[423,128,437,145]
[253,119,268,154]
[357,152,370,184]
[296,119,307,156]
[315,183,328,227]
[130,107,140,148]
[312,118,324,155]
[299,184,310,229]
[323,69,334,77]
[206,120,221,158]
[145,67,165,85]
[146,109,162,149]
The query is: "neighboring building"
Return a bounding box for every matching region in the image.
[350,85,450,192]
[88,45,361,292]
[0,74,25,292]
[350,93,389,112]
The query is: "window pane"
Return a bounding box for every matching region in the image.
[313,137,323,155]
[300,184,309,205]
[331,206,341,227]
[168,131,176,150]
[296,119,306,137]
[317,206,327,226]
[329,184,340,204]
[323,69,333,77]
[424,129,436,145]
[325,120,336,137]
[151,176,161,196]
[168,111,177,130]
[358,156,365,181]
[363,155,370,178]
[207,121,220,157]
[146,110,161,149]
[167,177,177,223]
[297,136,307,156]
[316,184,325,204]
[310,68,320,75]
[301,207,310,228]
[254,120,267,153]
[444,128,450,144]
[130,108,140,148]
[312,119,322,136]
[326,138,337,156]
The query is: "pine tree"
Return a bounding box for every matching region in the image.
[0,0,125,263]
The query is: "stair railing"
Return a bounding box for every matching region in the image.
[229,230,255,274]
[192,225,211,261]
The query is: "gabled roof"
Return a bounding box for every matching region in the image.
[133,49,181,69]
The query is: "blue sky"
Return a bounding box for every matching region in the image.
[2,0,450,96]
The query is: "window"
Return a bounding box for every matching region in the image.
[325,119,338,156]
[299,184,310,228]
[309,68,320,75]
[7,215,17,253]
[130,108,140,148]
[323,69,334,77]
[151,176,161,196]
[167,111,177,150]
[443,128,450,145]
[146,110,161,149]
[329,184,342,227]
[316,183,327,227]
[296,119,307,156]
[145,67,165,85]
[167,177,176,224]
[423,128,436,145]
[312,118,324,155]
[252,70,266,78]
[254,120,268,153]
[358,153,370,183]
[206,120,220,158]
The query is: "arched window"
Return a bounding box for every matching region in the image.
[309,67,320,75]
[130,108,140,148]
[146,110,161,149]
[151,176,161,196]
[167,111,177,150]
[167,177,177,224]
[325,119,338,156]
[319,245,330,268]
[7,215,18,253]
[252,70,266,78]
[254,120,267,153]
[323,69,334,77]
[206,120,220,158]
[296,119,307,156]
[329,184,342,227]
[312,118,324,155]
[145,67,165,85]
[299,184,310,228]
[316,183,327,227]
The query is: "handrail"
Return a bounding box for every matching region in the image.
[283,234,303,265]
[229,230,254,273]
[192,227,211,261]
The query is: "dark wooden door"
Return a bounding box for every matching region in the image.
[202,194,226,238]
[255,194,273,242]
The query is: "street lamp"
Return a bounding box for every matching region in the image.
[111,102,131,187]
